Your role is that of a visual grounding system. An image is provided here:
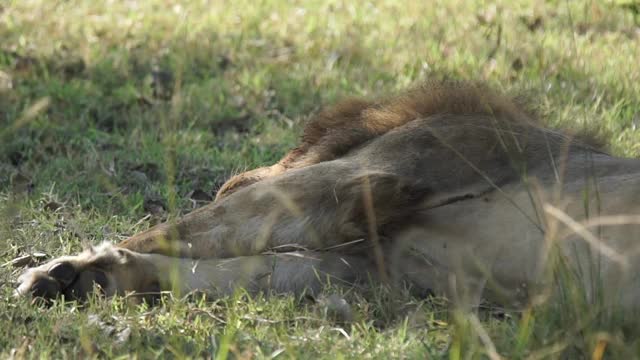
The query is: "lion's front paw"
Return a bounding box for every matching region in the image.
[15,243,154,303]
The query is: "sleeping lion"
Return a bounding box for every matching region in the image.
[15,80,640,311]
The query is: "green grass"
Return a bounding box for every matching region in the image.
[1,0,640,358]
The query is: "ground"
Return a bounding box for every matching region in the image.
[1,0,640,358]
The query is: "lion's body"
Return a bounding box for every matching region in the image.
[17,81,640,311]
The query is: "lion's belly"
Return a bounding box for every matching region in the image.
[390,173,640,309]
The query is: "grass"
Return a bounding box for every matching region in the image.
[1,0,640,358]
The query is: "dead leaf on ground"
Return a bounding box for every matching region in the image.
[0,70,12,92]
[180,167,227,193]
[131,162,163,182]
[115,327,132,346]
[476,5,498,25]
[60,58,86,79]
[8,337,31,360]
[10,172,34,194]
[211,113,252,134]
[129,170,149,185]
[13,55,38,74]
[2,252,48,268]
[511,58,524,72]
[8,151,25,166]
[43,201,63,212]
[151,66,174,101]
[317,294,354,323]
[218,55,232,70]
[188,189,213,202]
[2,255,32,268]
[143,197,166,217]
[519,15,543,32]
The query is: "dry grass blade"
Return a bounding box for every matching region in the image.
[543,204,629,267]
[1,97,50,138]
[468,313,503,360]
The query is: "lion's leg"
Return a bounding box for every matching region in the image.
[16,244,161,303]
[16,243,374,302]
[16,159,418,301]
[149,250,375,297]
[117,159,428,259]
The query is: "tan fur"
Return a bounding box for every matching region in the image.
[16,81,640,311]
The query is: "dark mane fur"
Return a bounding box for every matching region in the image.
[283,79,604,168]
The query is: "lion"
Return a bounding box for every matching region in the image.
[15,80,640,311]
